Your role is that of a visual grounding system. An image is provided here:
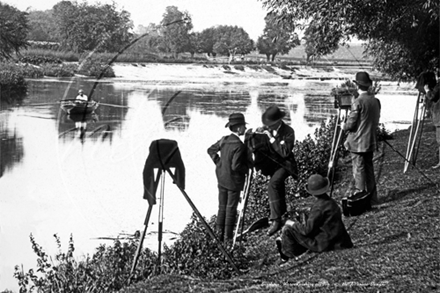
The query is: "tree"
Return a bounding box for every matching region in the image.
[212,25,254,60]
[52,1,133,53]
[260,0,439,80]
[0,2,29,59]
[27,10,57,42]
[256,14,300,62]
[303,21,340,64]
[198,27,217,57]
[158,6,193,58]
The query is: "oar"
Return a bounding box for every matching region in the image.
[99,102,131,109]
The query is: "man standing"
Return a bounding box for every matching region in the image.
[208,113,249,242]
[342,72,381,206]
[258,106,298,236]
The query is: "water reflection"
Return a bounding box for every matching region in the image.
[0,118,24,178]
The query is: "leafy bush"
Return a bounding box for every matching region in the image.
[0,62,28,101]
[19,55,62,65]
[14,234,157,293]
[77,57,115,78]
[40,63,77,77]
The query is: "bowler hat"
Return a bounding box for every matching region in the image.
[225,113,246,128]
[353,72,372,87]
[305,174,330,196]
[262,106,286,126]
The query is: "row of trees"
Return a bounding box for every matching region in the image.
[0,1,299,62]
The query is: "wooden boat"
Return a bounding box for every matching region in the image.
[60,100,99,115]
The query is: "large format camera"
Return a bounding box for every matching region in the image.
[331,81,358,109]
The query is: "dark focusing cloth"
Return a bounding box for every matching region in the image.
[143,139,185,205]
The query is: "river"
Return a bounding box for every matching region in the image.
[0,63,418,291]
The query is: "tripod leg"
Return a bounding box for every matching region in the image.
[129,204,153,283]
[157,171,165,271]
[405,98,425,173]
[412,104,426,165]
[404,93,422,173]
[233,169,253,248]
[164,168,240,273]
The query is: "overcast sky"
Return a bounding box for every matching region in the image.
[4,0,269,40]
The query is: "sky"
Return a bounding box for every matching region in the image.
[4,0,269,40]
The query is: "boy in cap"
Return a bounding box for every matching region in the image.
[76,89,88,102]
[257,105,298,236]
[208,113,249,242]
[276,174,353,262]
[341,71,381,206]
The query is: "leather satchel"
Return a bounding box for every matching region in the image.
[342,190,371,217]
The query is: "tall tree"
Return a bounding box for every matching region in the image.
[213,25,254,59]
[260,0,439,80]
[159,6,193,58]
[198,27,217,57]
[27,10,57,42]
[52,1,133,53]
[0,2,29,59]
[256,14,300,62]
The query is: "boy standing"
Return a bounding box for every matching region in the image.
[208,113,249,242]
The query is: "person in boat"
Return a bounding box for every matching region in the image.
[276,174,353,262]
[207,113,249,243]
[252,105,298,236]
[76,89,88,102]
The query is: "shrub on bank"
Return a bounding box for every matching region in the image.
[0,62,28,101]
[40,63,77,77]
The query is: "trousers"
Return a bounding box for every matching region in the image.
[268,168,290,220]
[351,151,378,205]
[216,185,240,240]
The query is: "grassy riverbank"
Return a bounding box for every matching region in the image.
[120,123,440,292]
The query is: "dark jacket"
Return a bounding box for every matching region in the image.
[288,194,353,252]
[245,122,298,178]
[208,134,248,191]
[344,92,381,153]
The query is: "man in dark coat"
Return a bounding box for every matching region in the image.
[256,106,298,236]
[276,174,353,261]
[342,72,381,206]
[207,113,249,241]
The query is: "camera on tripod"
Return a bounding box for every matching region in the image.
[331,81,358,109]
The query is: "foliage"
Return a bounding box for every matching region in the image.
[303,21,341,63]
[52,1,133,53]
[19,55,62,65]
[76,57,115,78]
[158,6,193,58]
[20,48,78,62]
[0,2,29,60]
[26,10,57,42]
[257,14,300,62]
[162,214,249,280]
[0,62,28,101]
[40,63,77,77]
[14,234,157,293]
[260,0,439,80]
[212,26,254,58]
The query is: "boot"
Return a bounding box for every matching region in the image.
[267,219,282,236]
[275,237,289,262]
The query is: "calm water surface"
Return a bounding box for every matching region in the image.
[0,65,418,291]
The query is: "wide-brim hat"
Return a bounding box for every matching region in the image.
[353,71,372,87]
[305,174,330,196]
[262,106,286,126]
[225,113,246,127]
